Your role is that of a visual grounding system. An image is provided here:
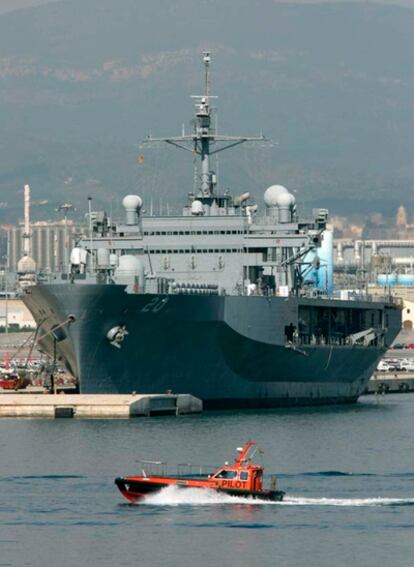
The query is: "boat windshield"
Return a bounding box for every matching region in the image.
[214,469,238,479]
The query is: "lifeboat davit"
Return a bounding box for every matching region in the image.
[115,441,285,503]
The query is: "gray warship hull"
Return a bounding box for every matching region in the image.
[24,284,401,408]
[17,53,403,409]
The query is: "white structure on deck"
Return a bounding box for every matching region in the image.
[16,185,36,287]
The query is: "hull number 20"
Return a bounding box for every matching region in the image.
[141,297,169,313]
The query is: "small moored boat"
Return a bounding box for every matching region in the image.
[115,441,285,503]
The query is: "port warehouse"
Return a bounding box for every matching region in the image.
[0,298,36,330]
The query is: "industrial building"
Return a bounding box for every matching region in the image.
[6,220,84,273]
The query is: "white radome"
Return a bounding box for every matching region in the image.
[191,200,204,215]
[17,256,36,273]
[117,255,141,273]
[264,185,289,207]
[276,192,295,208]
[122,195,143,210]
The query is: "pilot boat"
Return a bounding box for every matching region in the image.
[115,441,285,503]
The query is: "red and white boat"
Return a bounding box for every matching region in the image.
[115,441,285,503]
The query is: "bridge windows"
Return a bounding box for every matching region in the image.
[214,469,238,479]
[143,229,246,236]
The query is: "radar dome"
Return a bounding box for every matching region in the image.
[17,255,36,274]
[276,192,295,208]
[115,255,145,289]
[122,195,142,225]
[117,255,141,273]
[264,185,289,208]
[277,191,295,223]
[191,200,204,215]
[122,195,143,210]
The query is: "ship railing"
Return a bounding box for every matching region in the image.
[136,460,216,478]
[370,294,404,308]
[288,330,385,348]
[176,463,217,478]
[300,292,403,307]
[170,282,219,295]
[137,460,168,477]
[291,335,348,347]
[255,214,315,226]
[351,294,403,306]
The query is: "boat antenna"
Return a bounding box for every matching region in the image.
[88,196,94,272]
[203,50,210,99]
[142,52,267,199]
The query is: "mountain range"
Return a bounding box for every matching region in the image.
[0,0,413,223]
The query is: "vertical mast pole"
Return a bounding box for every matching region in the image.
[5,276,8,337]
[23,184,31,257]
[88,197,94,273]
[204,50,210,99]
[200,52,211,197]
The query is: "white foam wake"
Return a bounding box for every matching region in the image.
[140,485,414,507]
[142,485,254,506]
[282,496,414,507]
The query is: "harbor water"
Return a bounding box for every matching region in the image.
[1,394,414,567]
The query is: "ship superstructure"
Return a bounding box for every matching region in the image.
[22,53,401,407]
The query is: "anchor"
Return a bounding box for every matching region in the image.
[106,325,129,349]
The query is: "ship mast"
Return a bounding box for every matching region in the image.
[143,52,266,202]
[196,51,214,196]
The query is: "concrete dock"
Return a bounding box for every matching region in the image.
[0,393,203,418]
[366,372,414,394]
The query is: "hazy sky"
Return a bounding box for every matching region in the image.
[0,0,57,15]
[1,0,414,16]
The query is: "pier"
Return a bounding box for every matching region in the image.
[366,372,414,394]
[0,393,203,418]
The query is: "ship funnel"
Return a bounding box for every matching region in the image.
[122,195,142,225]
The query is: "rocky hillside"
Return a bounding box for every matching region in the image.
[0,0,413,221]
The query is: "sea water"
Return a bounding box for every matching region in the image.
[1,394,414,567]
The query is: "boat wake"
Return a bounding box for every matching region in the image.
[140,485,414,507]
[282,496,414,507]
[142,485,252,506]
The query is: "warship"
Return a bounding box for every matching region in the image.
[22,53,401,408]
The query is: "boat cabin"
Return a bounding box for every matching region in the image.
[212,464,263,492]
[210,441,264,492]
